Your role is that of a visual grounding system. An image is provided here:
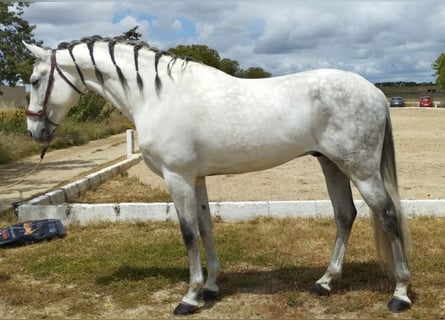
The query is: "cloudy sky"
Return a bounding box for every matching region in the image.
[23,1,445,83]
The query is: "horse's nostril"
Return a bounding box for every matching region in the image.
[28,130,33,137]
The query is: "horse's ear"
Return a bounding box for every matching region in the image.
[23,41,49,59]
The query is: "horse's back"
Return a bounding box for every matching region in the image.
[139,68,388,176]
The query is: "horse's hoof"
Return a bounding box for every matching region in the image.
[388,297,411,313]
[311,283,330,297]
[199,288,219,301]
[173,302,199,316]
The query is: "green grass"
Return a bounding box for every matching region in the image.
[0,217,444,318]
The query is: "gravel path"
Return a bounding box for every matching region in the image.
[0,133,128,212]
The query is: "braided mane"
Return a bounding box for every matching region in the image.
[57,35,194,94]
[57,35,175,58]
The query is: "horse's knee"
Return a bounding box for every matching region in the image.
[178,217,198,249]
[335,207,357,230]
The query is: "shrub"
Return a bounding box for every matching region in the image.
[0,132,41,164]
[0,140,14,163]
[0,103,132,164]
[0,108,27,134]
[68,91,112,122]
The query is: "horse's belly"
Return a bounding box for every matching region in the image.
[198,143,307,176]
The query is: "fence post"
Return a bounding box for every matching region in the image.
[126,129,135,158]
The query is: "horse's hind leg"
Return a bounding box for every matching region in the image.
[353,175,411,312]
[196,177,220,300]
[312,156,357,296]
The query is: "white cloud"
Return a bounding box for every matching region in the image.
[22,1,445,82]
[24,2,117,26]
[171,19,183,33]
[254,8,342,54]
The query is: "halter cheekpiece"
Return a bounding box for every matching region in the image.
[25,49,83,126]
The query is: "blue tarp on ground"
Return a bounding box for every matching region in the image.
[0,219,65,246]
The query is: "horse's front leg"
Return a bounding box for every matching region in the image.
[196,177,220,300]
[163,170,203,315]
[312,156,357,296]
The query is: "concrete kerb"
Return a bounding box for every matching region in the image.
[18,199,445,226]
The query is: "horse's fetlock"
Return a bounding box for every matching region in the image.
[191,277,205,290]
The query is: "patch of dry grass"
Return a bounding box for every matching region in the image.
[0,217,444,318]
[76,172,171,203]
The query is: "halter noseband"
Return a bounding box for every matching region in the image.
[25,49,83,127]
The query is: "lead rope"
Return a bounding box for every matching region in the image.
[0,142,48,190]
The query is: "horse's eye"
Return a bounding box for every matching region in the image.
[31,79,40,87]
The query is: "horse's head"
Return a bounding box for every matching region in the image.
[24,42,83,143]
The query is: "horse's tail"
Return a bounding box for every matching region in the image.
[371,109,411,275]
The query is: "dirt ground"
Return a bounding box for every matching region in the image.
[0,133,128,213]
[128,108,445,201]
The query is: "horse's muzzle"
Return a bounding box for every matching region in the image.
[28,127,55,143]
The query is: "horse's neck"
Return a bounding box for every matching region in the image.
[59,43,160,122]
[59,42,235,124]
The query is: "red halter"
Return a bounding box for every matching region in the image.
[25,49,83,126]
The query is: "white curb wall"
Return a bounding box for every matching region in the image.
[18,199,445,225]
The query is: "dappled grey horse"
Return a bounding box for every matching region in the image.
[24,36,411,315]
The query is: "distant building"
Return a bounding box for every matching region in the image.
[0,86,27,109]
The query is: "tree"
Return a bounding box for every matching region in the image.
[432,53,445,89]
[168,44,271,78]
[121,26,142,41]
[219,58,240,76]
[169,44,221,69]
[0,2,41,86]
[238,67,272,79]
